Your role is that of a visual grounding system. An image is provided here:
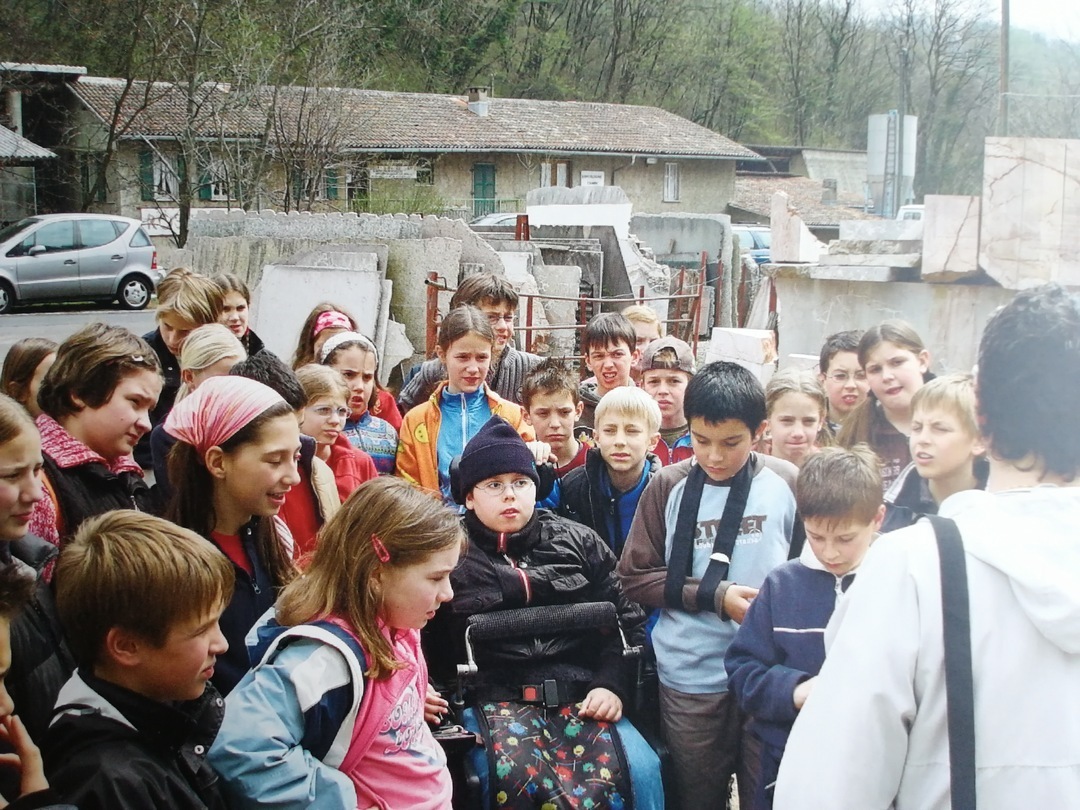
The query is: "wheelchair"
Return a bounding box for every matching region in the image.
[434,601,674,810]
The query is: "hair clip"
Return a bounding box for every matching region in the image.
[371,533,391,563]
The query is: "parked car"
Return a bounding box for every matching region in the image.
[469,212,523,227]
[896,204,924,221]
[0,214,162,313]
[731,225,771,264]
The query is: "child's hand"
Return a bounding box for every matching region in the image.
[0,714,49,803]
[578,687,623,723]
[525,440,555,466]
[793,677,817,710]
[424,683,449,726]
[722,584,758,623]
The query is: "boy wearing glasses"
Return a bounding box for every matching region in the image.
[818,331,869,431]
[398,273,542,411]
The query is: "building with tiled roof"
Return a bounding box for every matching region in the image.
[729,175,881,240]
[65,77,760,222]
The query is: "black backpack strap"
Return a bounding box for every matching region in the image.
[787,513,805,560]
[664,463,707,609]
[926,514,976,810]
[695,460,753,614]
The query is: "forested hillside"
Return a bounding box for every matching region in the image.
[4,0,1077,197]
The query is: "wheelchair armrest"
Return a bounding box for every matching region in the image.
[466,602,618,641]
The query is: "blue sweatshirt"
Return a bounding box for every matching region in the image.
[436,386,494,501]
[724,542,856,751]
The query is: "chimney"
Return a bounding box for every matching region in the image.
[821,178,837,205]
[467,87,490,117]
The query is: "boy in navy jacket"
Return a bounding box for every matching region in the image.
[724,445,884,809]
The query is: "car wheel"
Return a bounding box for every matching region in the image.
[117,275,151,310]
[0,281,14,315]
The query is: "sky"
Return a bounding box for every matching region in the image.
[1006,0,1080,43]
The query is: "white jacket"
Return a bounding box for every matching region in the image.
[774,485,1080,809]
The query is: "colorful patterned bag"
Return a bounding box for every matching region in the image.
[476,700,633,809]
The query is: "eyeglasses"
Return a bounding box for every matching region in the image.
[827,371,866,383]
[474,478,535,496]
[485,313,516,325]
[308,405,350,419]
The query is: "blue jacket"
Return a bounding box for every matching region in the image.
[436,386,494,501]
[724,542,855,751]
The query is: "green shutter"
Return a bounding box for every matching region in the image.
[325,167,339,200]
[177,153,188,198]
[198,161,212,201]
[139,149,154,201]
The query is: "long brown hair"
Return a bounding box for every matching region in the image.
[1,338,57,411]
[276,476,464,679]
[291,303,358,369]
[165,402,297,588]
[836,320,928,449]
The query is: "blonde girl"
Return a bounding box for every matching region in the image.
[296,364,377,502]
[209,476,464,810]
[318,332,398,475]
[837,320,932,490]
[764,369,831,468]
[396,306,534,501]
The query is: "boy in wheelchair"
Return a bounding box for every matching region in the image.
[424,415,664,809]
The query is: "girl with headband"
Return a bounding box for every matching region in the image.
[164,376,300,694]
[292,303,403,430]
[319,332,398,475]
[210,476,463,809]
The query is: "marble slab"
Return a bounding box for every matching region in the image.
[979,137,1080,289]
[839,219,922,241]
[921,195,981,283]
[770,191,824,263]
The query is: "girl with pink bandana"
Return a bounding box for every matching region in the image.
[164,376,300,694]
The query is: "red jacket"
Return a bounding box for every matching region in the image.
[325,432,378,504]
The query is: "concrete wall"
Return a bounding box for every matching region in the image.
[773,276,1015,374]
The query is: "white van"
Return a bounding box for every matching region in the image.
[896,204,924,221]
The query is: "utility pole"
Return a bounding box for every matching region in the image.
[896,48,909,214]
[999,0,1009,136]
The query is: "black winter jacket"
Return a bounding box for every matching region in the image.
[558,448,661,553]
[135,328,180,468]
[881,457,989,534]
[425,509,645,702]
[3,537,75,744]
[44,670,228,810]
[42,455,156,544]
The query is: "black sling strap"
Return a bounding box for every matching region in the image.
[927,514,976,810]
[663,459,753,614]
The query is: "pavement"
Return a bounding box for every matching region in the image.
[0,306,156,364]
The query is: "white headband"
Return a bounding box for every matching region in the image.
[319,330,379,367]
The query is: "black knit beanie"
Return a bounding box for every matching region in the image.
[455,415,539,495]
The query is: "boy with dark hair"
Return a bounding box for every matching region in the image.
[618,360,798,810]
[640,336,695,466]
[558,387,662,555]
[817,330,868,431]
[579,312,639,430]
[522,358,590,476]
[776,284,1080,807]
[725,446,884,809]
[45,510,233,809]
[398,272,541,410]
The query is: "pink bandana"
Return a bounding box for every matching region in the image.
[313,310,352,337]
[164,376,286,456]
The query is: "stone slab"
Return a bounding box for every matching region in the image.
[772,276,1015,374]
[707,327,778,366]
[188,209,425,241]
[839,219,923,241]
[536,264,582,357]
[387,238,463,361]
[288,244,389,278]
[978,137,1080,289]
[767,263,920,282]
[782,353,820,373]
[381,319,415,385]
[827,240,922,255]
[921,195,981,283]
[770,192,824,263]
[252,263,384,360]
[820,253,921,268]
[526,186,633,240]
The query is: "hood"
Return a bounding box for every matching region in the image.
[942,486,1080,653]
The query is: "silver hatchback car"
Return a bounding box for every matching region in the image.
[0,213,163,313]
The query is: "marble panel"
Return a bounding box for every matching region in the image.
[979,137,1080,289]
[921,195,980,283]
[770,192,824,263]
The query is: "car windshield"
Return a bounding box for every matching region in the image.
[0,218,39,243]
[755,229,771,248]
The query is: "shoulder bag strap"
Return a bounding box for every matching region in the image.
[695,460,753,614]
[664,462,708,609]
[926,514,976,810]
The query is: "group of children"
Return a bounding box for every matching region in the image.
[0,261,1002,810]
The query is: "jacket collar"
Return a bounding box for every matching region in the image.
[464,509,541,557]
[36,414,143,476]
